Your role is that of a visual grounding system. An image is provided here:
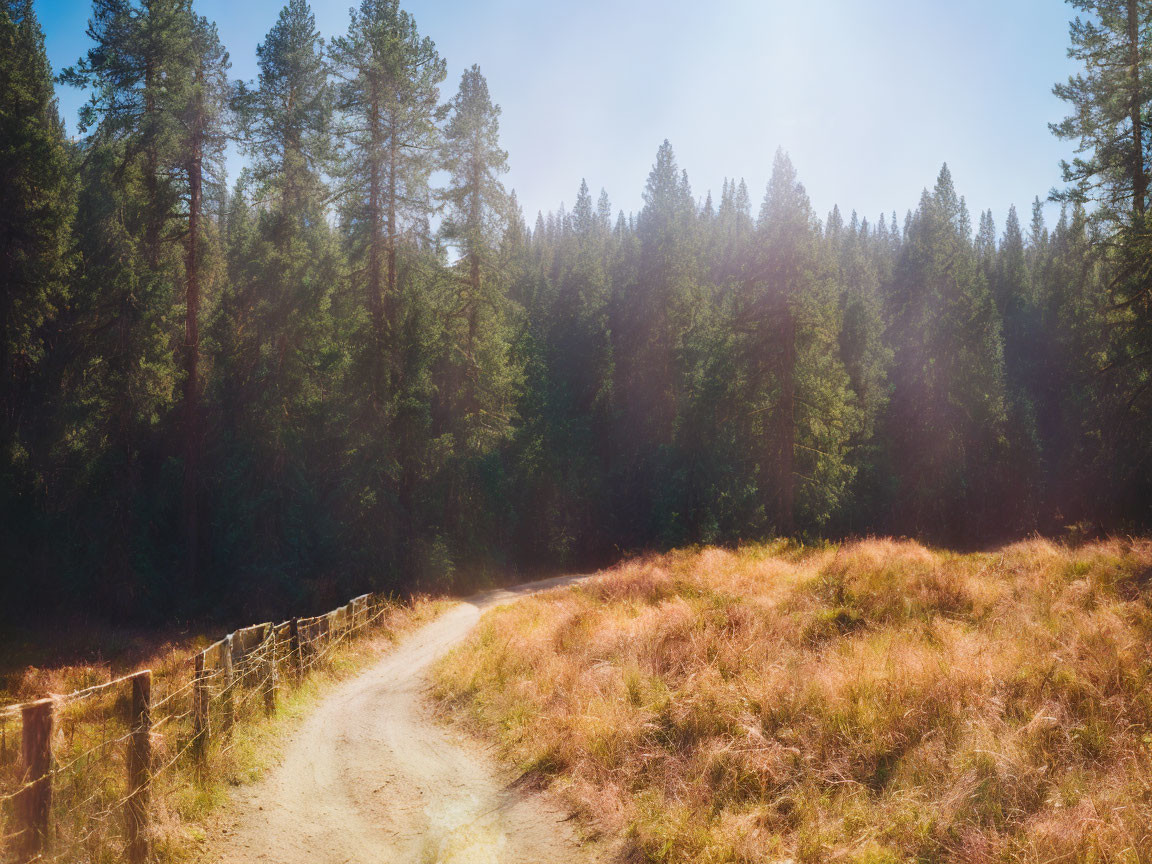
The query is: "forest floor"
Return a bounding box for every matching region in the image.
[197,574,608,864]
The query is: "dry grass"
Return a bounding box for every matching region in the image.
[433,538,1152,863]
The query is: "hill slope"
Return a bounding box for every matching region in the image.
[434,539,1152,863]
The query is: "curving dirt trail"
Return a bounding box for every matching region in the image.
[201,576,600,864]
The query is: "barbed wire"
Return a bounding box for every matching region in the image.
[55,671,147,709]
[149,677,197,714]
[150,727,204,782]
[0,825,28,846]
[147,707,192,735]
[50,727,134,781]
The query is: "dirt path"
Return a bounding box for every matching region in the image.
[200,576,599,864]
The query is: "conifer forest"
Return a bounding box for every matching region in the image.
[3,0,1152,622]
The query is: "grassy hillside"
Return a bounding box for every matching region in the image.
[434,539,1152,863]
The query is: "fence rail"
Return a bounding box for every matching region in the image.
[0,592,397,863]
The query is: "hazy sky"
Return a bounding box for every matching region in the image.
[37,0,1080,229]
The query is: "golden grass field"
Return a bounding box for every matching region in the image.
[434,539,1152,863]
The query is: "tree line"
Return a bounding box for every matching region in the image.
[1,0,1150,621]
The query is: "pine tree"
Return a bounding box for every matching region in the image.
[626,140,697,441]
[434,64,520,572]
[178,12,230,588]
[0,0,75,611]
[712,176,753,286]
[507,179,615,562]
[0,0,74,459]
[62,0,230,589]
[607,141,700,544]
[757,151,806,532]
[233,0,331,215]
[49,134,181,615]
[887,166,1009,540]
[753,151,859,532]
[228,0,333,412]
[439,64,514,444]
[330,0,445,383]
[996,208,1031,353]
[1052,0,1152,524]
[1052,0,1151,221]
[975,209,997,272]
[995,205,1044,526]
[1034,204,1117,523]
[210,0,343,597]
[831,203,891,531]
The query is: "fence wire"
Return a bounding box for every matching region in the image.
[0,593,395,864]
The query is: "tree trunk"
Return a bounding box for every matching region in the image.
[384,130,399,388]
[367,93,385,376]
[464,163,482,412]
[144,58,161,272]
[386,130,398,311]
[777,304,796,535]
[1128,0,1147,217]
[283,84,299,218]
[183,124,203,589]
[0,294,10,451]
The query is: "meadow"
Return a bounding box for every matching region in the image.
[435,538,1152,863]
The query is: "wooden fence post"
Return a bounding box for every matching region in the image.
[221,635,235,736]
[289,619,302,682]
[371,594,383,627]
[297,621,310,673]
[192,652,209,775]
[126,671,151,864]
[262,627,277,717]
[17,698,53,864]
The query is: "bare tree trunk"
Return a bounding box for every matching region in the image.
[1128,0,1147,217]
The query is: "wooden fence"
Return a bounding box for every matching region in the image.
[0,592,387,863]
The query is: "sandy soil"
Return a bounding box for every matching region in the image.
[200,576,601,864]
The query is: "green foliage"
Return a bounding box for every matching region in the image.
[1051,0,1152,222]
[885,167,1010,540]
[232,0,331,210]
[1051,0,1152,528]
[437,64,521,461]
[0,0,76,611]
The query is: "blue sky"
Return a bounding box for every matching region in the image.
[36,0,1079,230]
